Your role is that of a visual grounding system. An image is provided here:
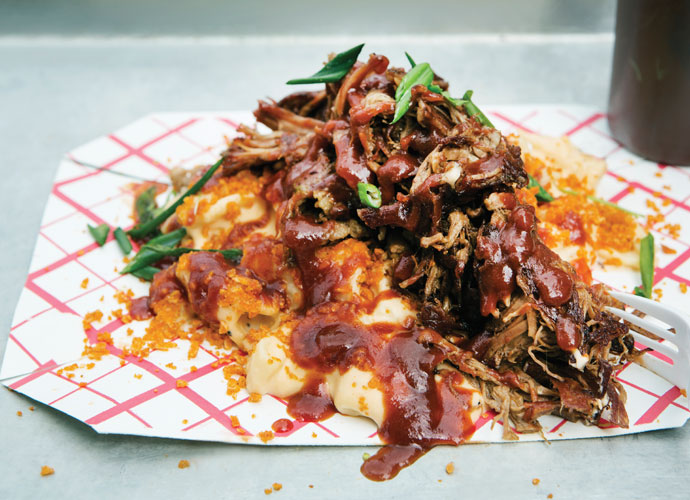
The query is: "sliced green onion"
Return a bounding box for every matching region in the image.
[357,182,382,208]
[121,228,187,274]
[131,266,160,281]
[134,186,158,224]
[527,174,555,203]
[87,223,110,246]
[461,90,494,128]
[392,62,435,124]
[405,52,417,67]
[559,188,642,217]
[128,157,223,239]
[634,233,655,298]
[287,44,364,84]
[113,227,132,254]
[143,245,242,262]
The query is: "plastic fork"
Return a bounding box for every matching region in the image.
[606,291,690,394]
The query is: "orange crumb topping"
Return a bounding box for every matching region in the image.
[29,406,35,411]
[680,283,687,294]
[264,489,273,495]
[178,460,190,469]
[258,430,275,443]
[176,380,188,388]
[445,462,454,475]
[248,392,263,403]
[16,411,22,417]
[532,478,540,486]
[80,278,89,289]
[134,374,142,380]
[537,193,638,254]
[182,419,188,424]
[272,483,282,491]
[40,466,54,476]
[82,310,103,330]
[230,415,240,428]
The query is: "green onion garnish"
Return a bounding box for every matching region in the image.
[392,62,435,124]
[634,233,655,298]
[87,223,110,246]
[527,174,555,203]
[121,228,187,274]
[131,266,160,281]
[113,227,132,254]
[461,90,494,128]
[357,182,382,208]
[134,185,158,225]
[287,44,364,85]
[128,157,223,239]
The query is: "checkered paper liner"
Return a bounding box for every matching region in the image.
[2,107,689,446]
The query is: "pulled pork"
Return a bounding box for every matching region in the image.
[216,52,637,437]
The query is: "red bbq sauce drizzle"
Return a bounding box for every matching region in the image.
[286,378,336,421]
[476,202,573,316]
[128,296,153,320]
[271,418,294,434]
[288,301,476,481]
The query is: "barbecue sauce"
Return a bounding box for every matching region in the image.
[288,303,476,481]
[476,203,573,316]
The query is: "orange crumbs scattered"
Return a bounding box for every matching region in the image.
[17,411,22,417]
[272,483,282,491]
[680,283,687,294]
[40,466,54,476]
[264,489,273,495]
[82,310,103,330]
[178,460,190,469]
[78,382,87,388]
[248,392,263,403]
[538,193,638,254]
[176,380,188,388]
[445,462,455,475]
[134,374,142,380]
[182,419,188,424]
[548,495,554,499]
[80,278,89,289]
[532,478,540,486]
[230,415,240,428]
[258,430,275,443]
[29,406,35,411]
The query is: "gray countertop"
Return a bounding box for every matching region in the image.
[1,33,689,500]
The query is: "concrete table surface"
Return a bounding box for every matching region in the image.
[1,36,689,500]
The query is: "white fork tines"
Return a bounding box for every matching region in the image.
[606,291,690,394]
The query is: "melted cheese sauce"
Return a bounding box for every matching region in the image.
[167,173,483,436]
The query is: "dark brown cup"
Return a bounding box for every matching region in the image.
[608,0,690,165]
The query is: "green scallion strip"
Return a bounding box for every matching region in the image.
[143,245,242,262]
[287,44,364,84]
[131,266,160,281]
[357,182,382,208]
[392,62,435,124]
[634,233,655,298]
[128,157,223,239]
[87,223,110,246]
[405,52,416,67]
[113,227,132,254]
[559,187,642,217]
[121,228,187,274]
[527,174,555,202]
[134,185,158,224]
[461,90,494,128]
